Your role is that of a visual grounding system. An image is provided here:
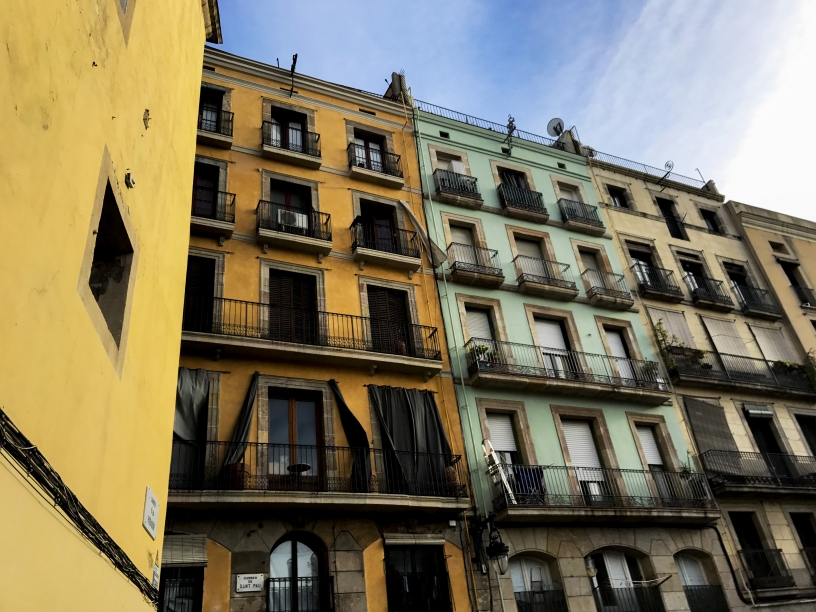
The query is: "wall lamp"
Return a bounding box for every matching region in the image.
[470,511,510,575]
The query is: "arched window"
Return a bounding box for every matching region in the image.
[588,550,665,612]
[268,538,322,612]
[675,552,729,612]
[509,556,567,612]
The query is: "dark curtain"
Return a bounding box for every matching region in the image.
[328,379,371,492]
[172,368,210,488]
[368,385,452,495]
[223,371,259,466]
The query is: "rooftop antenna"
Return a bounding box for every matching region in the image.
[503,115,516,156]
[546,117,564,138]
[657,160,674,192]
[287,54,298,97]
[695,168,705,183]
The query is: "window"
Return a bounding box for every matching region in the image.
[509,557,564,608]
[769,241,788,255]
[729,511,766,550]
[635,425,663,469]
[723,263,749,286]
[678,253,707,288]
[182,255,216,333]
[436,154,465,175]
[558,182,582,203]
[790,513,816,552]
[268,269,318,343]
[198,87,223,132]
[604,327,635,380]
[628,243,655,283]
[675,553,730,612]
[192,162,221,219]
[579,249,599,271]
[607,185,629,208]
[557,162,567,170]
[266,179,312,235]
[352,130,386,172]
[699,209,723,234]
[367,286,411,354]
[516,238,543,260]
[796,414,816,455]
[486,414,520,464]
[359,201,398,253]
[385,546,451,612]
[269,539,322,612]
[535,319,573,377]
[499,168,529,190]
[449,225,478,266]
[268,107,308,153]
[268,389,321,478]
[744,407,793,479]
[159,567,204,612]
[439,131,450,139]
[589,550,642,594]
[656,197,686,240]
[88,182,134,346]
[647,307,696,348]
[466,307,494,342]
[561,419,608,505]
[750,325,797,362]
[701,317,749,356]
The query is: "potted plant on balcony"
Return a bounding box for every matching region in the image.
[473,344,501,370]
[771,360,804,378]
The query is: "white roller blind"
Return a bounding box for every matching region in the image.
[648,307,696,348]
[466,308,493,341]
[603,551,633,588]
[515,239,542,260]
[559,183,582,202]
[162,535,208,567]
[702,317,750,356]
[486,414,517,453]
[451,159,466,174]
[580,250,598,271]
[450,226,474,246]
[606,329,628,359]
[750,325,798,362]
[636,425,663,466]
[535,319,568,350]
[436,157,452,171]
[562,420,601,469]
[676,554,707,586]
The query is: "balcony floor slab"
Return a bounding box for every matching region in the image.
[670,373,816,399]
[191,217,234,238]
[494,505,720,524]
[256,228,333,255]
[434,190,483,209]
[261,144,322,169]
[352,247,421,271]
[348,165,405,189]
[563,219,606,236]
[518,280,579,300]
[197,130,233,149]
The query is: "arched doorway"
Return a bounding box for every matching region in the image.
[675,552,729,612]
[268,536,324,612]
[587,549,665,612]
[509,555,568,612]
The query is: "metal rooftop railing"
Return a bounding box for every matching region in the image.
[414,99,708,190]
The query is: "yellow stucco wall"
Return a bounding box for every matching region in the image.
[0,0,210,607]
[203,539,232,612]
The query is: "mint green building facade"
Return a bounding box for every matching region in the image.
[412,102,728,612]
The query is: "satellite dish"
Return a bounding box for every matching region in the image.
[585,147,597,158]
[547,118,565,137]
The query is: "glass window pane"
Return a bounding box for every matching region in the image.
[297,542,319,577]
[269,398,290,445]
[297,401,317,447]
[270,542,293,578]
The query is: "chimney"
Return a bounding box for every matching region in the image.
[384,71,412,105]
[702,180,720,195]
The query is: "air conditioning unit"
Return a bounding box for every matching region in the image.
[277,209,308,234]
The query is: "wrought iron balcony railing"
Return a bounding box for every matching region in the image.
[350,219,420,259]
[347,143,403,178]
[182,299,442,360]
[465,337,666,391]
[261,121,322,158]
[592,586,666,612]
[514,256,577,291]
[631,263,682,296]
[683,274,733,306]
[682,585,730,612]
[489,462,713,512]
[582,269,632,301]
[558,198,605,228]
[514,589,569,612]
[803,547,816,581]
[191,187,236,223]
[268,576,333,612]
[738,549,795,590]
[169,441,467,498]
[699,450,816,490]
[447,243,503,277]
[256,201,332,242]
[197,109,233,136]
[792,285,816,306]
[497,183,547,215]
[731,284,780,316]
[433,168,481,199]
[662,345,814,392]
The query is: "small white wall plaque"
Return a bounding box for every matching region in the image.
[236,573,265,593]
[142,486,159,540]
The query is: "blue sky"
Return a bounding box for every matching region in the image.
[218,0,815,218]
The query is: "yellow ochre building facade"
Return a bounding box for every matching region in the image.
[162,48,471,612]
[0,0,221,609]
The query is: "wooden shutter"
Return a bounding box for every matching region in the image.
[648,307,695,348]
[162,535,208,567]
[683,397,738,453]
[185,256,215,299]
[701,317,749,356]
[636,425,663,466]
[535,319,568,350]
[486,414,517,453]
[466,308,493,341]
[750,325,798,362]
[515,239,542,259]
[562,420,602,469]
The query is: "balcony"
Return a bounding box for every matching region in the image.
[347,143,404,188]
[489,462,716,523]
[631,263,683,303]
[261,121,322,169]
[256,201,332,256]
[683,274,734,311]
[581,269,635,310]
[514,256,579,300]
[732,284,781,320]
[433,169,482,208]
[792,285,816,308]
[514,589,568,612]
[682,585,730,612]
[558,199,606,236]
[181,299,443,374]
[738,549,795,591]
[197,109,233,148]
[464,338,670,404]
[268,577,334,612]
[168,441,468,514]
[663,345,815,397]
[190,187,235,238]
[700,450,816,495]
[350,219,421,271]
[592,587,666,612]
[497,184,549,223]
[447,243,504,288]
